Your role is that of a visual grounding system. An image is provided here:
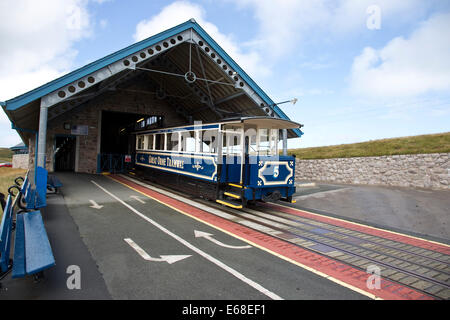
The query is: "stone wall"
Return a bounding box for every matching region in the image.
[12,153,29,169]
[295,153,450,190]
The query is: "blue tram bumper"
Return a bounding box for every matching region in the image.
[243,185,296,202]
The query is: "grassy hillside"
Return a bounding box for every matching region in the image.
[289,132,450,160]
[0,168,27,218]
[0,147,24,218]
[0,148,13,162]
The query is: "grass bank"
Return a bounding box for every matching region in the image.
[0,148,13,163]
[289,132,450,160]
[0,168,27,218]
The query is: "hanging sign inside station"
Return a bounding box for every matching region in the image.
[71,125,89,136]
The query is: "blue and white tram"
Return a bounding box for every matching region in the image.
[133,117,301,209]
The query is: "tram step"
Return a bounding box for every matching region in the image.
[223,191,241,200]
[227,183,244,189]
[216,199,243,209]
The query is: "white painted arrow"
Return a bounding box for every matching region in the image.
[89,200,103,209]
[194,230,251,249]
[130,195,146,204]
[124,238,191,264]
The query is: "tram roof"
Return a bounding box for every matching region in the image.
[135,116,303,135]
[2,19,303,143]
[227,117,302,129]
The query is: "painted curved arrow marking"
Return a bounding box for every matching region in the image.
[89,200,103,209]
[194,230,251,249]
[124,238,191,264]
[130,195,146,204]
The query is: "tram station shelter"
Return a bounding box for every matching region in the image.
[1,19,302,179]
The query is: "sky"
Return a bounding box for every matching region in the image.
[1,0,450,149]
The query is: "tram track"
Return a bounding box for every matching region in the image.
[250,205,450,268]
[259,205,450,265]
[256,206,450,266]
[120,174,450,300]
[199,200,450,299]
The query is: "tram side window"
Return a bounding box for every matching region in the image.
[154,133,165,150]
[201,130,218,153]
[259,129,270,155]
[147,134,154,150]
[224,132,242,155]
[246,128,258,155]
[181,131,196,153]
[137,135,144,150]
[258,129,277,155]
[167,132,179,151]
[270,129,278,155]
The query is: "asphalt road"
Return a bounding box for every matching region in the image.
[1,173,367,300]
[292,182,450,242]
[5,174,448,300]
[62,173,367,299]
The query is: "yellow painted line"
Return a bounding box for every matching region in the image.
[228,183,243,188]
[273,203,450,248]
[216,199,243,209]
[106,175,381,300]
[224,192,241,199]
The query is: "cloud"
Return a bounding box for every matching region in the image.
[329,0,428,33]
[99,19,108,29]
[0,0,92,100]
[229,0,431,59]
[231,0,329,58]
[349,12,450,97]
[0,0,92,146]
[299,61,333,70]
[133,1,269,78]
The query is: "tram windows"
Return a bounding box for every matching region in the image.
[270,129,279,155]
[200,130,218,153]
[224,133,242,155]
[245,128,258,155]
[154,133,165,150]
[167,132,179,151]
[181,131,195,153]
[210,135,217,153]
[146,134,154,150]
[137,120,145,129]
[258,129,278,155]
[146,116,158,126]
[259,129,270,155]
[137,135,144,150]
[143,135,149,150]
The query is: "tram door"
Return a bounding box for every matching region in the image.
[223,128,244,183]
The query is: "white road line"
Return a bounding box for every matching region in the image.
[118,174,284,235]
[91,180,283,300]
[294,187,350,200]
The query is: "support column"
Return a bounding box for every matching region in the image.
[282,129,288,156]
[37,99,48,168]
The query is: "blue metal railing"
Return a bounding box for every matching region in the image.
[97,153,133,173]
